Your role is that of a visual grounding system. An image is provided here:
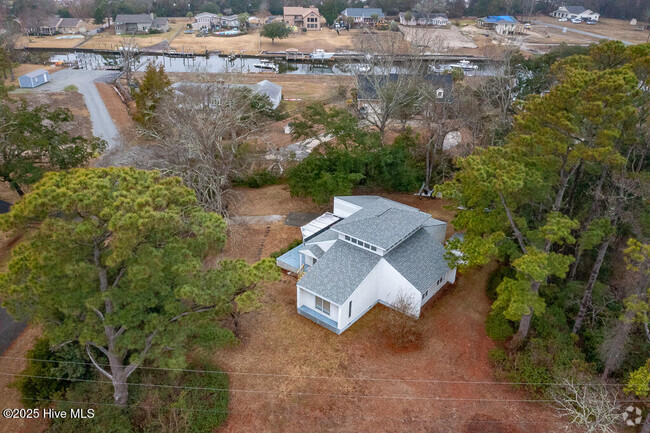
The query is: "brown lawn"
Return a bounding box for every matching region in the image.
[212,185,568,433]
[533,15,650,44]
[165,72,354,101]
[170,28,357,54]
[78,18,190,51]
[16,35,87,49]
[7,90,92,139]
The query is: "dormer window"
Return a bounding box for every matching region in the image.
[342,234,379,253]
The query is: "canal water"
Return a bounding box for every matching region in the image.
[50,52,497,76]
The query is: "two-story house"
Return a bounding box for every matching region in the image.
[192,12,219,31]
[283,6,324,30]
[115,13,169,35]
[277,196,457,334]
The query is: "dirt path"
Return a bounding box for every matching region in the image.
[94,82,138,141]
[210,186,567,433]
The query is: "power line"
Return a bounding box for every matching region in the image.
[12,397,569,426]
[0,372,645,404]
[0,355,628,387]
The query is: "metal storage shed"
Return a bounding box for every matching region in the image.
[18,69,50,88]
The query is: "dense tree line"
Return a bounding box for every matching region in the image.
[441,41,649,431]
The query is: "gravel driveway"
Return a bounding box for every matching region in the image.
[39,69,122,148]
[535,21,632,45]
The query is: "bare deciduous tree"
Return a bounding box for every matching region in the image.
[381,290,422,348]
[352,31,441,140]
[119,35,139,87]
[143,81,271,215]
[551,378,622,433]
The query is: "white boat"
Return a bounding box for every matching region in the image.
[253,63,278,72]
[448,60,478,70]
[355,64,371,73]
[310,49,334,60]
[117,46,139,53]
[429,64,451,73]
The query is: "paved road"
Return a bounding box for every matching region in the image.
[534,21,633,45]
[0,307,26,355]
[40,69,122,148]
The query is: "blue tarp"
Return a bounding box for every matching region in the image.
[480,15,517,23]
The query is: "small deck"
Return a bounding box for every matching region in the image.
[298,305,340,334]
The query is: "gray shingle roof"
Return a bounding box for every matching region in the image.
[254,80,282,108]
[335,195,382,209]
[332,200,431,251]
[305,228,339,244]
[115,14,154,24]
[357,74,453,102]
[298,241,381,305]
[153,17,169,26]
[22,69,48,79]
[59,18,83,27]
[565,6,587,14]
[301,244,324,259]
[385,228,450,294]
[342,8,385,18]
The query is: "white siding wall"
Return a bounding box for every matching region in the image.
[378,260,422,317]
[333,198,361,218]
[337,262,383,330]
[337,260,423,331]
[420,268,456,306]
[297,287,339,322]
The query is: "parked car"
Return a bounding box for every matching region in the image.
[571,18,582,23]
[586,20,597,25]
[558,18,568,22]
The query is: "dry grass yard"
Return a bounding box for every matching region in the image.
[78,18,190,50]
[209,185,569,433]
[165,72,354,101]
[170,27,357,54]
[533,15,650,44]
[2,64,63,87]
[6,90,93,139]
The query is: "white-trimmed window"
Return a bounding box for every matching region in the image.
[436,88,444,99]
[315,296,330,315]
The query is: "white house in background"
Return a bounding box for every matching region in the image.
[219,14,240,28]
[115,13,169,34]
[277,196,457,334]
[477,15,527,35]
[398,12,449,27]
[551,6,600,21]
[192,12,219,31]
[340,8,385,26]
